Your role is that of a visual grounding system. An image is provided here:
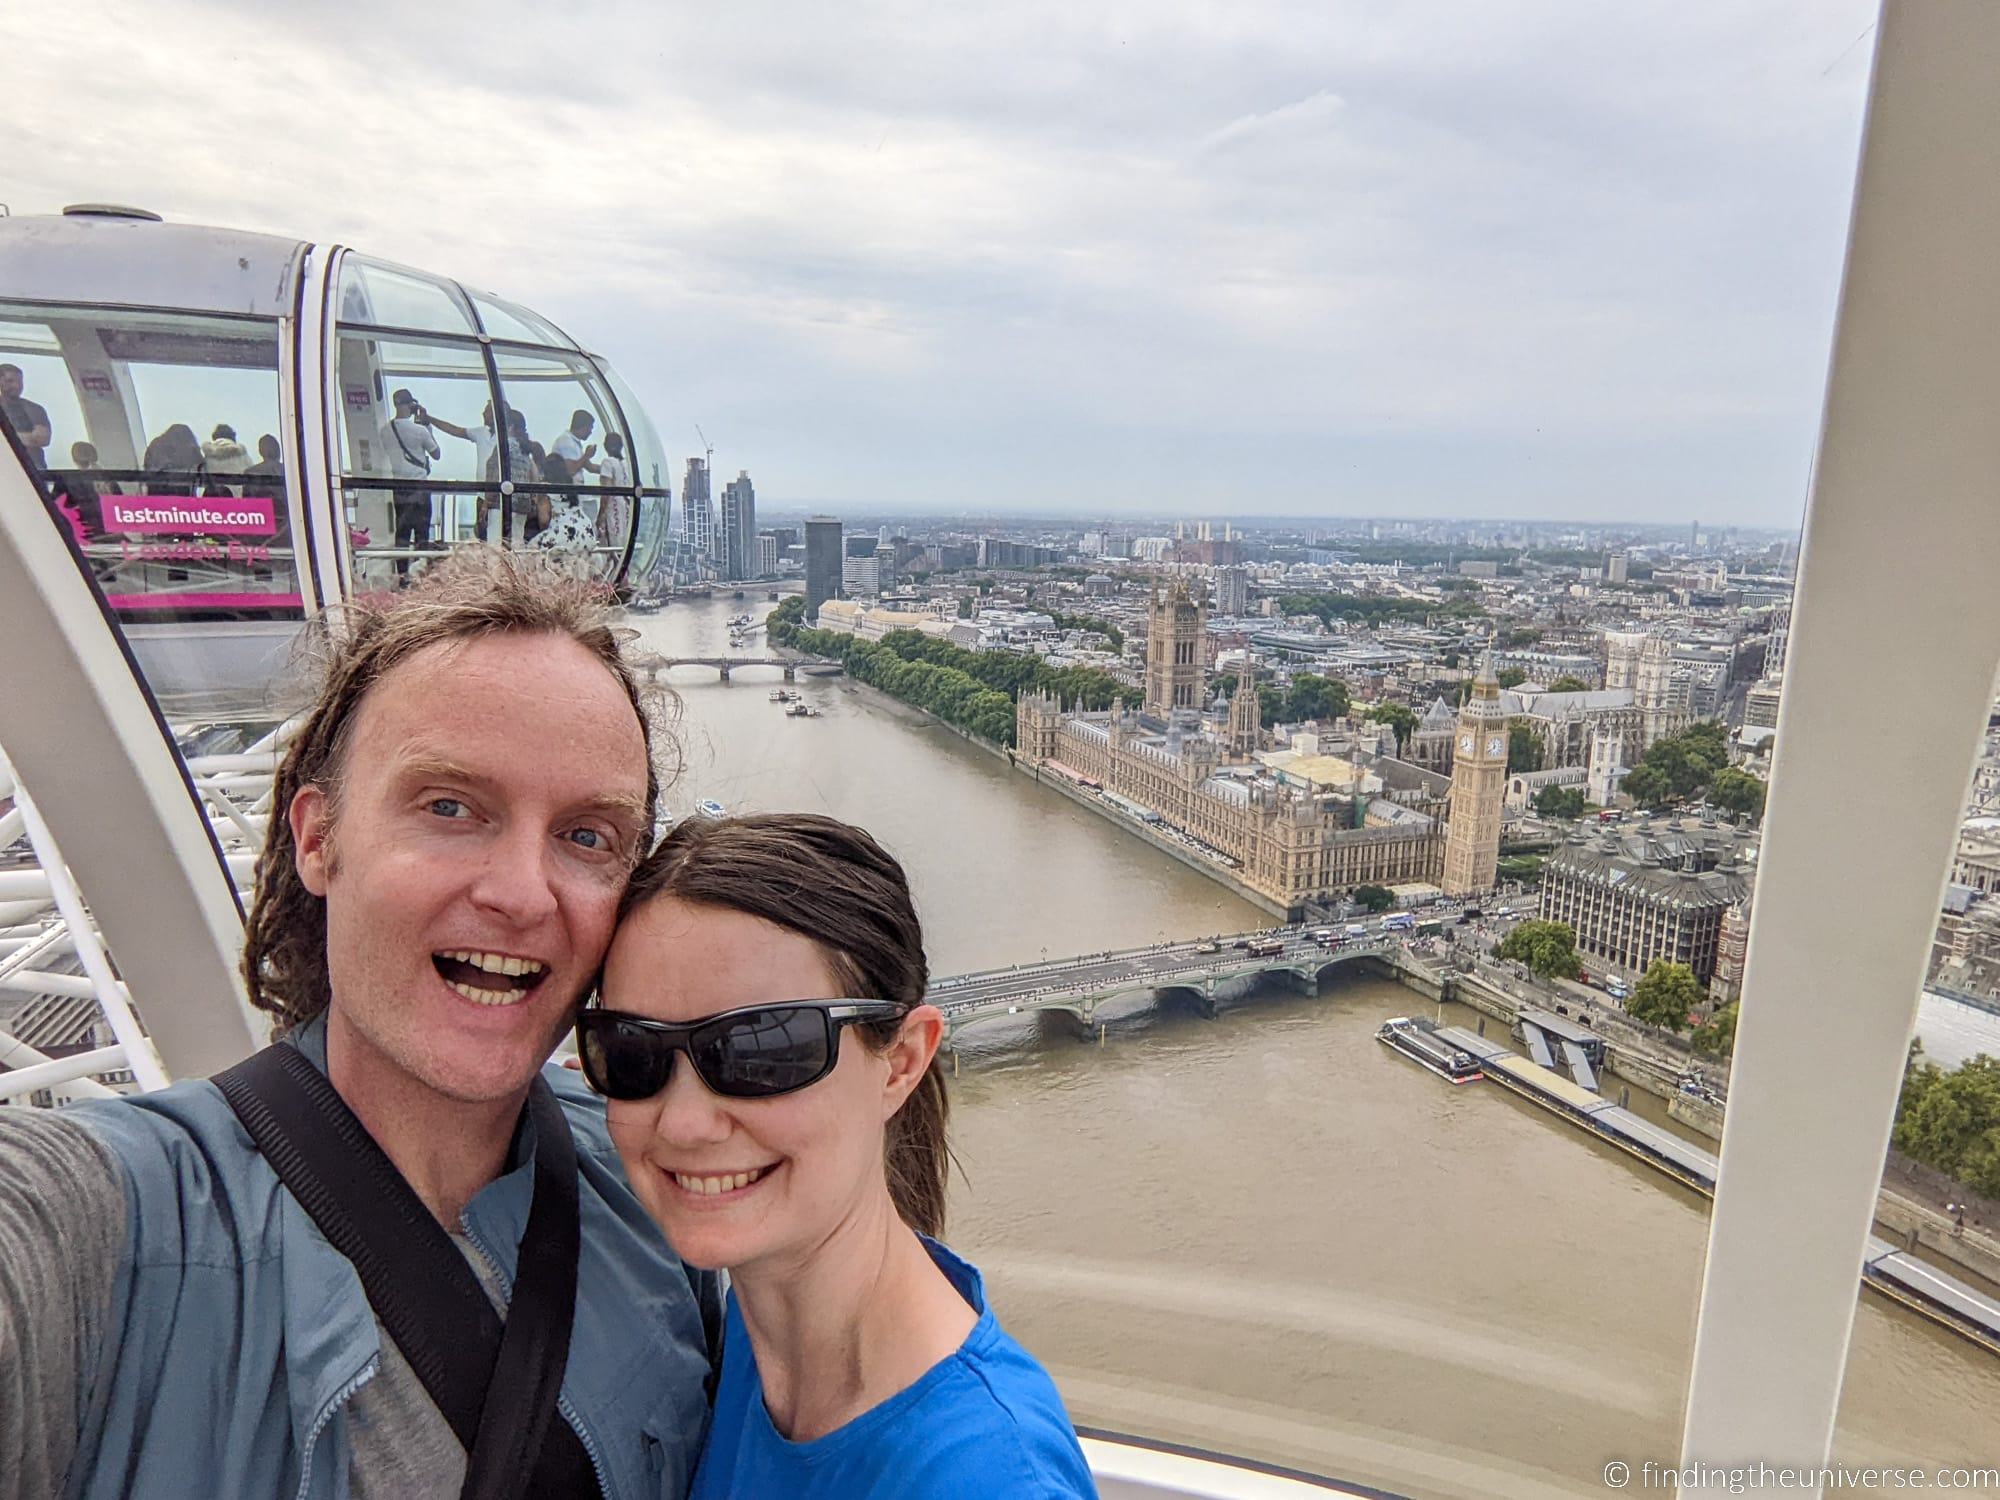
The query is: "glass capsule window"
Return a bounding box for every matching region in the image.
[465,289,575,350]
[335,254,477,338]
[0,299,301,624]
[329,254,669,593]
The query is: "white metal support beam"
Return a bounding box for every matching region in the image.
[1679,0,2000,1486]
[0,451,262,1079]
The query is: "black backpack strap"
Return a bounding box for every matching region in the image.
[463,1079,582,1499]
[213,1044,600,1500]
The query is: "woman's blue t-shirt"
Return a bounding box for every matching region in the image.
[687,1239,1097,1499]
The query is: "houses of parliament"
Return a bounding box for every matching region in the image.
[1014,576,1505,914]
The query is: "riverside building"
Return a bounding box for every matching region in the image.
[1015,688,1450,914]
[1014,609,1487,912]
[1537,817,1759,982]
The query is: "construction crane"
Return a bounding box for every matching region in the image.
[694,424,713,475]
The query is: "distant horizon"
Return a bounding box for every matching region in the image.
[748,500,1798,539]
[11,2,1874,530]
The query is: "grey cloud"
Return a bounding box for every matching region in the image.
[6,0,1880,523]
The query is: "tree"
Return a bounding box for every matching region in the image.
[1625,961,1703,1033]
[957,596,974,619]
[1494,919,1582,979]
[1507,723,1541,774]
[1532,784,1587,820]
[1692,1001,1738,1058]
[1367,702,1417,753]
[1613,721,1734,811]
[1708,767,1768,821]
[1276,590,1486,629]
[1257,684,1288,729]
[1548,675,1590,692]
[1496,667,1528,689]
[1285,674,1349,723]
[1496,854,1545,886]
[1619,761,1675,809]
[778,620,1132,750]
[1353,884,1396,913]
[765,595,807,647]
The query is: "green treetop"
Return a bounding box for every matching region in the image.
[1495,919,1582,979]
[1625,960,1704,1033]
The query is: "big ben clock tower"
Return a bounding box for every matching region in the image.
[1442,649,1508,896]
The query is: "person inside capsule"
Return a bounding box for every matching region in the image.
[581,812,1098,1499]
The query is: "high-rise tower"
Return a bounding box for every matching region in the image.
[804,516,842,622]
[1144,577,1207,717]
[720,470,756,579]
[681,457,716,560]
[1442,649,1508,896]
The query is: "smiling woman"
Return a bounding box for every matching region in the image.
[586,811,1098,1498]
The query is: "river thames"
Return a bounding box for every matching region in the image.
[633,594,2000,1499]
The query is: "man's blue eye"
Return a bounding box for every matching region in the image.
[429,798,466,819]
[568,828,607,850]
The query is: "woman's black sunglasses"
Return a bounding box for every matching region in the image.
[575,999,909,1102]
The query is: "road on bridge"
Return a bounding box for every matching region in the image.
[927,919,1421,1019]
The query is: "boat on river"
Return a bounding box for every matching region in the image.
[1376,1017,1483,1084]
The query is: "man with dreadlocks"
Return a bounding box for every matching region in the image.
[0,553,716,1500]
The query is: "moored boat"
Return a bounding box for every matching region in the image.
[1377,1017,1483,1085]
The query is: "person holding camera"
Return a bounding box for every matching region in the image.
[382,387,442,577]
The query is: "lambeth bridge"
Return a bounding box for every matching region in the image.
[628,651,844,683]
[928,923,1452,1045]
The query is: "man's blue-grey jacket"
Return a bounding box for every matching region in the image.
[45,1014,714,1499]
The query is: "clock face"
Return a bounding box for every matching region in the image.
[1487,735,1504,755]
[1459,734,1473,753]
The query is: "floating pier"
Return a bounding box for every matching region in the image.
[1423,1023,2000,1357]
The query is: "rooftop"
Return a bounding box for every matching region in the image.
[1547,817,1759,909]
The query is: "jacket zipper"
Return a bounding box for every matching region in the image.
[292,1358,379,1500]
[459,1215,615,1499]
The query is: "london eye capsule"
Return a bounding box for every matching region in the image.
[0,204,675,712]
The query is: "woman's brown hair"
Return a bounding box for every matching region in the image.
[242,550,668,1030]
[618,812,954,1238]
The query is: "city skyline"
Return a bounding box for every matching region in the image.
[10,2,1877,525]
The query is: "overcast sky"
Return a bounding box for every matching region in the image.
[8,1,1877,525]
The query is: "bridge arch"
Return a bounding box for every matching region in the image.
[944,999,1091,1044]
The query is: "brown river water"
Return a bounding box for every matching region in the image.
[633,595,2000,1498]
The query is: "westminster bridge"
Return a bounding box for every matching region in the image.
[928,923,1452,1044]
